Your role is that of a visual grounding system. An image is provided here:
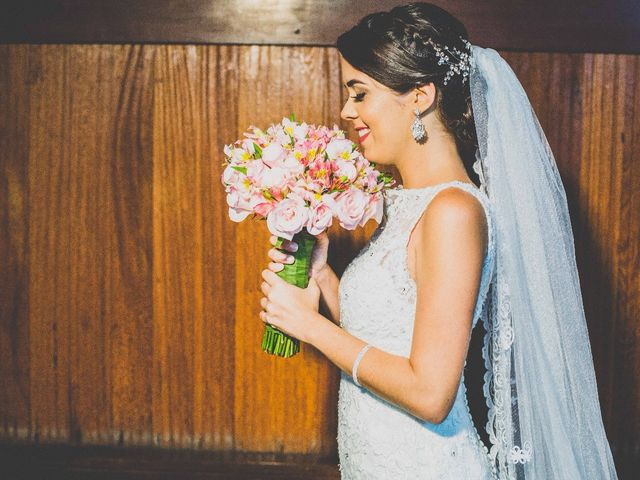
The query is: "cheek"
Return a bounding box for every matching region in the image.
[369,106,406,144]
[358,98,408,158]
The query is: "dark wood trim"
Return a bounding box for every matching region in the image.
[0,0,639,53]
[1,440,636,479]
[0,441,340,479]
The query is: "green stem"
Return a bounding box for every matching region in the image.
[261,227,317,358]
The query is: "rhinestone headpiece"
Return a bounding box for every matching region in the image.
[426,36,474,85]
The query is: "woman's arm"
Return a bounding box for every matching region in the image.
[314,264,341,325]
[307,188,488,424]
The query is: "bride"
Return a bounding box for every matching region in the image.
[258,2,619,478]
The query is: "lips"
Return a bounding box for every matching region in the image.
[356,128,370,143]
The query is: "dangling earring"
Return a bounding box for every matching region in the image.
[411,107,427,142]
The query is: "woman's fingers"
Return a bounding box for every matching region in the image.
[268,261,284,272]
[267,248,282,261]
[259,297,273,324]
[269,235,298,253]
[268,248,295,264]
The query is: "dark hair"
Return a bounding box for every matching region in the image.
[336,2,479,184]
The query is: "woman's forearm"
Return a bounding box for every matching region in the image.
[307,313,439,423]
[314,264,341,325]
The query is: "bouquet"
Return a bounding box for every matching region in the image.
[221,114,394,358]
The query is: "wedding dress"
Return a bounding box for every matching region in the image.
[337,179,497,479]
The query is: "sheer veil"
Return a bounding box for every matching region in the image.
[469,45,619,479]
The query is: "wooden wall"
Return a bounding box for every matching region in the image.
[2,0,639,53]
[1,44,638,477]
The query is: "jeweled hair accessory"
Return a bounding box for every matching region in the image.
[425,36,474,85]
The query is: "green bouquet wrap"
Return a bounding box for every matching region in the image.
[261,227,317,358]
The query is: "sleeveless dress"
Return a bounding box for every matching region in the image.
[336,180,497,480]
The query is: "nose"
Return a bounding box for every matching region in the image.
[340,97,358,122]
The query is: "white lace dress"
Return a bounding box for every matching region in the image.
[336,180,497,480]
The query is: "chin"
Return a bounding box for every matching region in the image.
[363,151,390,166]
[360,144,375,160]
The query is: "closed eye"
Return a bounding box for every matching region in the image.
[350,93,366,102]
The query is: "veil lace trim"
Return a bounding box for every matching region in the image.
[480,249,531,479]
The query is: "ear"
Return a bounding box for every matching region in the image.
[413,82,436,114]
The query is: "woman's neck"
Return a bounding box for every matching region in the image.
[395,130,470,188]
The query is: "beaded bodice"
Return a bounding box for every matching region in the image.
[338,180,495,355]
[336,180,497,479]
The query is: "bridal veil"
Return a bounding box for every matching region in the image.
[470,45,619,479]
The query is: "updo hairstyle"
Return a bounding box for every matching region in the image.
[337,2,479,184]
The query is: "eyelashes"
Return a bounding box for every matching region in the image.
[350,93,366,102]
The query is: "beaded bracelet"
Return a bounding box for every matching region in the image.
[352,343,373,387]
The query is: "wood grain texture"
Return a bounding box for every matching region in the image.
[1,0,640,54]
[0,44,638,477]
[107,45,156,447]
[27,43,72,443]
[0,42,31,442]
[577,52,640,469]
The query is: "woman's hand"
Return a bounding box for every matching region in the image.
[265,232,330,280]
[259,268,323,344]
[308,231,330,279]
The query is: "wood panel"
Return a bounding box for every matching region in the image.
[578,52,640,469]
[0,35,31,443]
[149,44,241,450]
[1,0,639,54]
[108,45,157,447]
[27,44,71,443]
[0,43,358,456]
[0,44,638,477]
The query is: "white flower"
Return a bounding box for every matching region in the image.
[262,166,290,189]
[261,143,286,168]
[325,138,355,161]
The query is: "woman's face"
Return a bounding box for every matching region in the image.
[339,55,416,166]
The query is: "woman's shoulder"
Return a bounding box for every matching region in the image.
[414,183,490,256]
[427,182,488,226]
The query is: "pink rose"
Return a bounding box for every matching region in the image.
[335,187,368,230]
[254,200,276,218]
[226,186,254,222]
[306,196,335,235]
[266,195,309,240]
[359,192,383,226]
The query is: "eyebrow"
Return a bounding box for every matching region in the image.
[343,79,367,89]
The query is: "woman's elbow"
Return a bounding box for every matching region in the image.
[412,398,452,425]
[423,409,451,425]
